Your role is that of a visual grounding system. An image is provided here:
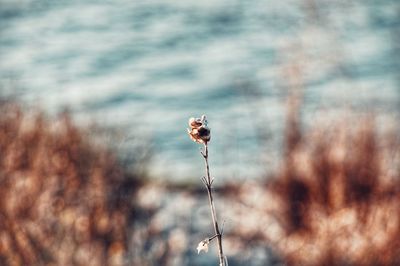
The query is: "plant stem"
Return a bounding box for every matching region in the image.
[202,143,225,266]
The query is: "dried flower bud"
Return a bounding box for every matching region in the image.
[189,117,203,128]
[187,115,211,144]
[196,238,209,254]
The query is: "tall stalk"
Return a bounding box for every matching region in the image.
[200,143,225,266]
[187,115,226,265]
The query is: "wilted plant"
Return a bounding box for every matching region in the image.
[187,115,227,266]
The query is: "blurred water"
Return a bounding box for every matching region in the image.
[1,0,399,182]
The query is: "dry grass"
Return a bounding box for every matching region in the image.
[0,101,142,266]
[264,108,400,265]
[222,100,400,265]
[1,98,399,266]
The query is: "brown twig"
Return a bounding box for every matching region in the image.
[201,143,226,266]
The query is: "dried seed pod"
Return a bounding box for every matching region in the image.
[187,115,211,144]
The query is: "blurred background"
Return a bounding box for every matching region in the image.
[0,0,399,265]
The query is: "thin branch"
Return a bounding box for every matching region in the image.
[208,233,220,242]
[220,219,226,235]
[201,176,208,186]
[202,142,226,266]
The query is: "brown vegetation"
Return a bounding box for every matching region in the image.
[0,101,142,266]
[220,89,400,265]
[269,114,400,265]
[1,99,399,266]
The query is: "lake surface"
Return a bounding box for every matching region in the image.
[1,0,399,182]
